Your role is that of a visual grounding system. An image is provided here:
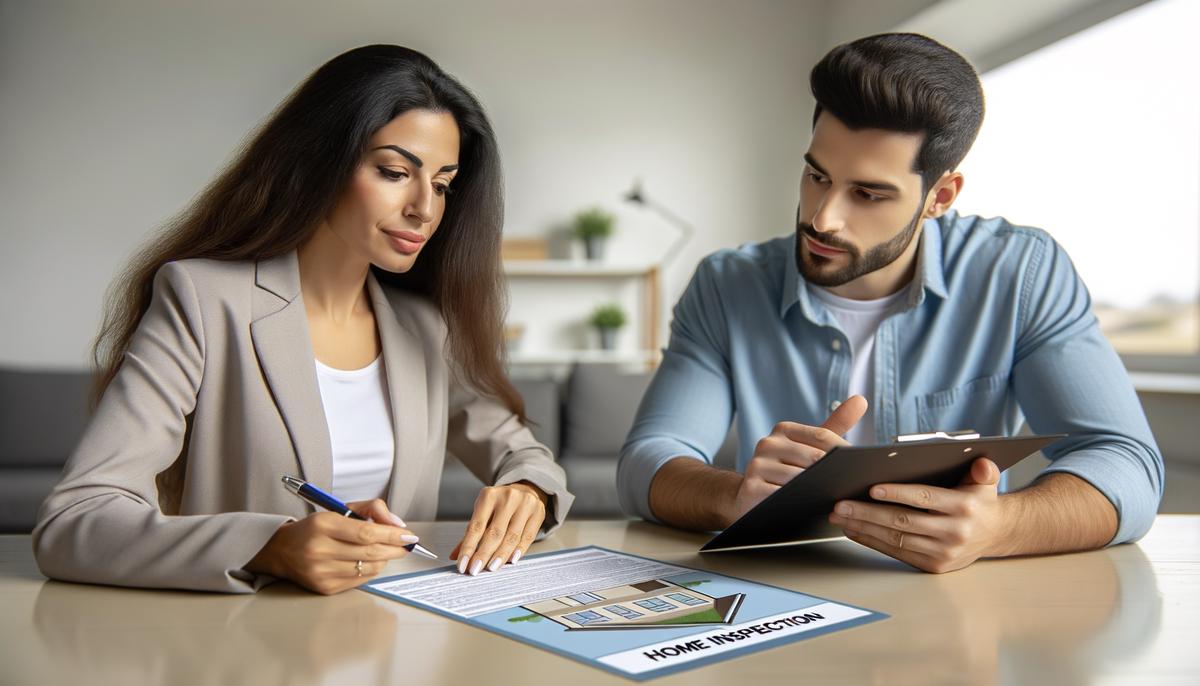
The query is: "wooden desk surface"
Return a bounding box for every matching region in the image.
[3,516,1197,685]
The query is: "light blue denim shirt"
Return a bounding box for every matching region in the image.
[618,210,1164,545]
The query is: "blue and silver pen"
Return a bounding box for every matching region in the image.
[281,475,438,559]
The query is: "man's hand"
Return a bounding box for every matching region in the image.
[829,457,1011,573]
[726,395,868,525]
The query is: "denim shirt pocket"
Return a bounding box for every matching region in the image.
[915,372,1010,434]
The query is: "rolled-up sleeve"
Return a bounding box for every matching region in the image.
[618,259,736,522]
[1012,235,1164,545]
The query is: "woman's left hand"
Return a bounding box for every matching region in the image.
[450,481,548,575]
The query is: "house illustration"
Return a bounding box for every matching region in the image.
[520,579,744,630]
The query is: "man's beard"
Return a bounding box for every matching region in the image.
[795,205,924,288]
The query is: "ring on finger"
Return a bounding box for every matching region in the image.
[355,560,364,577]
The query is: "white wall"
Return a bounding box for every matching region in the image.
[0,0,830,368]
[825,0,937,47]
[824,0,1150,67]
[894,0,1150,69]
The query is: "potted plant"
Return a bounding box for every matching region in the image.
[589,304,626,351]
[503,322,525,352]
[572,207,615,261]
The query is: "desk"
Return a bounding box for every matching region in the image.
[3,516,1197,685]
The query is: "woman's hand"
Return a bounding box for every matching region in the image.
[245,499,419,594]
[450,481,548,575]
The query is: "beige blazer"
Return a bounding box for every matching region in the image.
[33,252,573,593]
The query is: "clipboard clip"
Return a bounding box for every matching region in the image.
[894,429,981,443]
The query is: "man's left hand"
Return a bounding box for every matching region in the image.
[828,457,1010,573]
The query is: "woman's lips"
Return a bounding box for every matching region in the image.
[383,229,426,255]
[805,235,846,258]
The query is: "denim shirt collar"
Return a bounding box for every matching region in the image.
[780,218,950,322]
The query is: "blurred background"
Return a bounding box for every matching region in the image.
[1,0,1196,522]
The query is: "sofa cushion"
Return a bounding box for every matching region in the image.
[510,375,560,455]
[0,469,63,533]
[557,363,739,519]
[0,368,92,468]
[435,455,480,520]
[560,457,623,518]
[435,375,561,519]
[562,363,652,456]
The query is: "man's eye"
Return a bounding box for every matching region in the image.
[855,189,885,202]
[378,167,407,181]
[806,172,829,185]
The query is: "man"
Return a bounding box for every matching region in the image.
[617,33,1163,573]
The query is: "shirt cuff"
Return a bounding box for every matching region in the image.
[1039,446,1162,545]
[494,463,575,540]
[230,513,297,592]
[617,437,708,523]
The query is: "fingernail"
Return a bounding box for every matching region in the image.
[872,487,886,498]
[458,557,469,574]
[510,549,522,565]
[487,558,502,572]
[400,534,419,544]
[390,513,407,527]
[469,560,482,576]
[836,503,852,516]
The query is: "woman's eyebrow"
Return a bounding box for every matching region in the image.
[373,145,459,173]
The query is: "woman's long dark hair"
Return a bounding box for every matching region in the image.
[92,44,525,421]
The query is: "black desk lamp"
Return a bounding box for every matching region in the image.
[623,179,693,267]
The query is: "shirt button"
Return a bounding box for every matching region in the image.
[831,339,842,351]
[830,400,842,411]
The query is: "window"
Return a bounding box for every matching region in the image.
[956,0,1199,362]
[563,610,609,626]
[634,597,677,613]
[666,592,707,607]
[566,592,604,605]
[604,604,645,620]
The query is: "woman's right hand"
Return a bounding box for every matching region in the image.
[245,499,418,595]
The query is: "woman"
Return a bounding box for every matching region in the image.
[32,45,573,594]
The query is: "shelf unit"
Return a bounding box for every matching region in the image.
[506,349,660,366]
[1127,372,1200,394]
[503,259,662,368]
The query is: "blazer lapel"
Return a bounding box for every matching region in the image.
[367,274,428,516]
[250,252,333,491]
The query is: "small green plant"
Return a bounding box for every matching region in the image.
[590,303,626,330]
[572,207,615,240]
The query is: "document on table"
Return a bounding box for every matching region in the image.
[363,546,886,681]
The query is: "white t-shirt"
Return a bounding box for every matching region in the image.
[314,355,395,503]
[811,286,910,446]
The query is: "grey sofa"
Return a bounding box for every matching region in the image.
[0,368,93,534]
[0,364,737,532]
[438,364,737,519]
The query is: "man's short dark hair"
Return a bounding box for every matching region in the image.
[810,33,985,192]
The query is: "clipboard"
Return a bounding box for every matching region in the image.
[699,432,1064,553]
